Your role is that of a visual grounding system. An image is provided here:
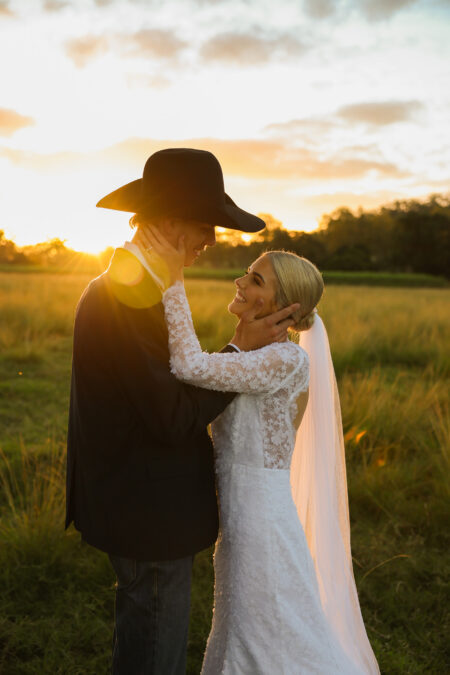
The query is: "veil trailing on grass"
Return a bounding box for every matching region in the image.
[290,315,380,674]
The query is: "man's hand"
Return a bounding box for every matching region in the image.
[230,300,300,351]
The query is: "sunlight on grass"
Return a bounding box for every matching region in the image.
[0,272,449,673]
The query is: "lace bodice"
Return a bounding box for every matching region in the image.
[162,282,309,469]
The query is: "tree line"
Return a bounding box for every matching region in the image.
[0,235,114,273]
[201,194,450,277]
[1,194,449,277]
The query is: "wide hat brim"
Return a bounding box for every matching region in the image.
[96,148,266,233]
[97,178,265,233]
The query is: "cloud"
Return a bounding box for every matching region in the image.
[204,140,406,181]
[65,29,186,67]
[0,108,34,137]
[267,100,425,138]
[301,0,421,22]
[265,117,335,137]
[126,73,172,89]
[121,29,187,60]
[42,0,69,10]
[337,100,424,126]
[359,0,418,20]
[65,35,109,67]
[0,136,407,182]
[200,30,307,66]
[0,1,14,17]
[303,0,336,19]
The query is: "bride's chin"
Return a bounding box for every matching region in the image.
[227,300,243,317]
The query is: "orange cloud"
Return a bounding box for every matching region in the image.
[0,108,34,136]
[126,73,172,90]
[65,35,109,67]
[200,30,307,65]
[0,136,408,181]
[337,100,424,126]
[265,117,335,137]
[114,137,405,181]
[120,29,187,60]
[65,29,187,67]
[0,1,14,17]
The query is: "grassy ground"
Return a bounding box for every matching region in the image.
[0,262,448,287]
[0,271,449,673]
[184,267,449,287]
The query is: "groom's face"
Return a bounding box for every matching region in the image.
[166,219,217,266]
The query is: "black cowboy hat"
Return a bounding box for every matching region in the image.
[96,147,265,233]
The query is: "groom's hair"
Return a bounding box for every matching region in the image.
[129,213,161,230]
[129,213,190,231]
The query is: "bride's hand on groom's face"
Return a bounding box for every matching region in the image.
[231,301,300,351]
[135,226,185,285]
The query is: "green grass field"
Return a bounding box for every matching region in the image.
[0,270,449,673]
[0,263,448,287]
[184,267,449,288]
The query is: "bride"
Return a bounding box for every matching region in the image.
[139,226,380,675]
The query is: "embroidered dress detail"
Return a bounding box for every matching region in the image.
[163,283,308,471]
[162,283,375,674]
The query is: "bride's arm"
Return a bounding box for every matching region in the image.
[162,282,307,395]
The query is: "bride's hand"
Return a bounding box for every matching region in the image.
[231,301,300,351]
[136,226,185,285]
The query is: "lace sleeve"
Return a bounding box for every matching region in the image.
[162,282,307,394]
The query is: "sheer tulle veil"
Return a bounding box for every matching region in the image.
[290,314,380,674]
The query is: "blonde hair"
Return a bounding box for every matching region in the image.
[263,251,324,332]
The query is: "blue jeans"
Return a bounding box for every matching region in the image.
[109,553,194,675]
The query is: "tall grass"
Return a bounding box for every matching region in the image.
[0,271,449,673]
[0,273,89,360]
[0,442,113,674]
[184,267,448,287]
[1,272,448,369]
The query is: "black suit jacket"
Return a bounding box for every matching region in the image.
[66,249,235,561]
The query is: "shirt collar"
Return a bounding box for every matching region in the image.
[121,241,165,291]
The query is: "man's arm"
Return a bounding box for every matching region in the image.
[74,283,234,449]
[115,329,235,446]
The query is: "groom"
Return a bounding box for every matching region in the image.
[66,148,297,674]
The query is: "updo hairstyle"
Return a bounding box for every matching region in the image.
[263,251,324,332]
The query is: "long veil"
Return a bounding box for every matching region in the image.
[290,315,380,674]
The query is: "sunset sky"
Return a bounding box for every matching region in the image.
[1,0,449,252]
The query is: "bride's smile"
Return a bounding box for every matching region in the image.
[228,255,279,319]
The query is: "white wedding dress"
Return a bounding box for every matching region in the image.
[162,283,379,675]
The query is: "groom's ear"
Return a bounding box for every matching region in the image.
[160,218,184,247]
